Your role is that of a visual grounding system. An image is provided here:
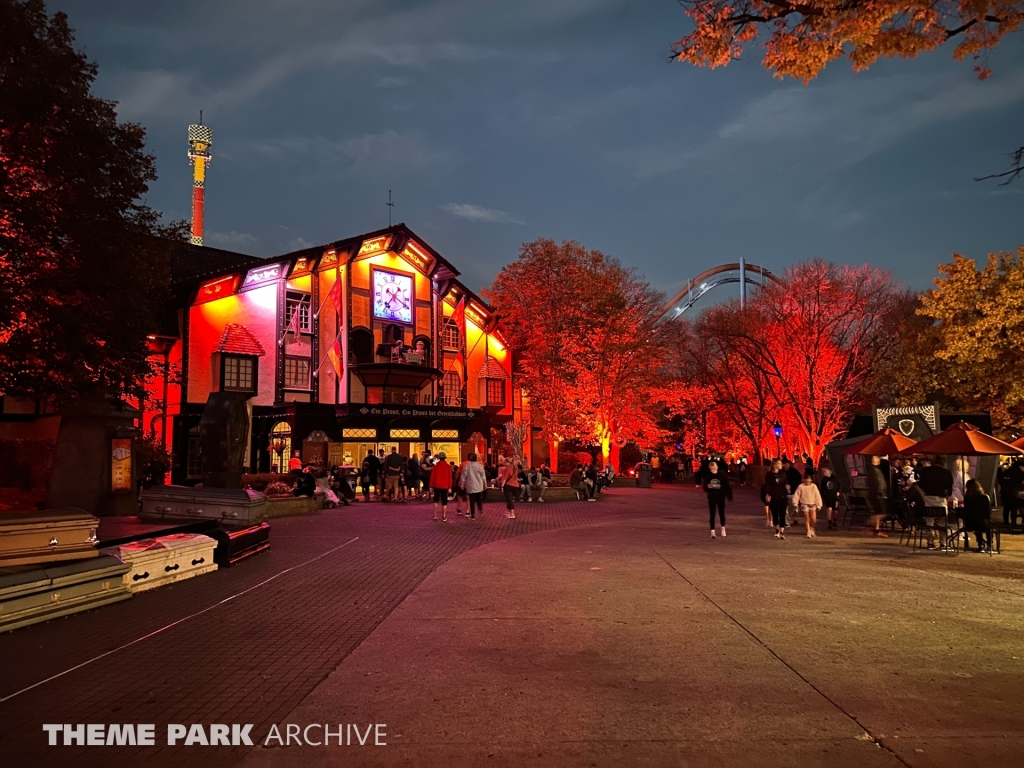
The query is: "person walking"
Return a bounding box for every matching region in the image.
[429,451,453,522]
[865,455,890,537]
[459,452,487,519]
[454,457,471,515]
[782,458,802,528]
[496,457,519,519]
[793,472,824,538]
[738,458,748,487]
[765,459,789,539]
[407,453,422,500]
[818,467,840,530]
[702,460,732,538]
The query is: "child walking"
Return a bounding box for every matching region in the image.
[792,472,824,538]
[702,460,733,539]
[818,467,840,530]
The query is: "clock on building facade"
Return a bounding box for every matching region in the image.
[372,269,413,324]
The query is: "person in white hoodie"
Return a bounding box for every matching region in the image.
[458,452,488,520]
[792,472,824,538]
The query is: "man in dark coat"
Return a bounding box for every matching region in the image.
[783,459,802,526]
[865,455,889,537]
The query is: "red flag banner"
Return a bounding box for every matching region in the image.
[327,332,343,377]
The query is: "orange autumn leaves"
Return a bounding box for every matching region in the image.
[672,1,1024,81]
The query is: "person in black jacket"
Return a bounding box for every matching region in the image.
[764,459,790,539]
[702,460,733,539]
[782,459,803,526]
[962,479,993,552]
[818,467,840,529]
[866,455,890,537]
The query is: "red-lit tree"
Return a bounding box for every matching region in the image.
[674,260,912,463]
[0,0,183,404]
[487,239,674,468]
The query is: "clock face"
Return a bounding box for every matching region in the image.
[372,270,413,323]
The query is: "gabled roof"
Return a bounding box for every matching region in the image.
[169,242,264,285]
[215,324,266,356]
[278,223,462,281]
[481,356,509,380]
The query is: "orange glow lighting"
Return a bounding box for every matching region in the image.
[400,240,432,271]
[197,274,240,303]
[358,235,392,256]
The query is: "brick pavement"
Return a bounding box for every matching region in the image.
[4,486,1023,768]
[0,488,660,768]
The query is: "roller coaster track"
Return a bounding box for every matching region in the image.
[659,260,781,320]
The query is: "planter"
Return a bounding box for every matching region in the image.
[263,493,323,519]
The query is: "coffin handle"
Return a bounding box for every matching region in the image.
[191,557,205,566]
[165,563,180,572]
[132,571,150,581]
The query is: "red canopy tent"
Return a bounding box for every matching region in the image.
[912,422,1021,457]
[842,428,918,456]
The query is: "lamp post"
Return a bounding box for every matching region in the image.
[772,421,783,460]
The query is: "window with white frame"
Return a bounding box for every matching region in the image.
[441,319,460,350]
[284,357,310,389]
[223,355,255,392]
[285,293,312,333]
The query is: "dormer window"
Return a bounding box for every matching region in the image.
[223,355,256,393]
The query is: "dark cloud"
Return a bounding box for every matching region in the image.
[59,0,1024,295]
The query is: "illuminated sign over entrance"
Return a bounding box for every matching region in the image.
[241,262,287,291]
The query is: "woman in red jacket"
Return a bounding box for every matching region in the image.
[429,451,453,522]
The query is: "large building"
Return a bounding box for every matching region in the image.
[149,224,514,483]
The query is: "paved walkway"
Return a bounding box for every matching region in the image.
[3,487,1024,767]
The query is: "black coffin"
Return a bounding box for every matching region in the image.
[209,522,271,567]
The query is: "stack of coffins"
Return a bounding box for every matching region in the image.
[0,556,131,632]
[141,485,268,523]
[101,533,218,593]
[0,508,134,632]
[0,509,100,567]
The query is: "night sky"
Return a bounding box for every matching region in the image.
[60,0,1024,297]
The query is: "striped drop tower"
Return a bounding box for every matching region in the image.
[188,122,212,246]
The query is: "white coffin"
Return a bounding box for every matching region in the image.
[102,533,218,593]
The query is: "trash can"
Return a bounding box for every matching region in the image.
[636,462,652,488]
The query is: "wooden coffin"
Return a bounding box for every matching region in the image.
[0,555,131,632]
[101,533,218,593]
[210,522,270,567]
[0,509,99,567]
[141,485,268,524]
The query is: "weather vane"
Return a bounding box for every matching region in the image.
[387,189,394,227]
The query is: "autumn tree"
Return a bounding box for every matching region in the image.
[674,260,911,462]
[898,248,1024,435]
[0,0,183,405]
[671,0,1024,180]
[487,239,673,469]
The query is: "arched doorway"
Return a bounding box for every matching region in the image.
[269,421,292,473]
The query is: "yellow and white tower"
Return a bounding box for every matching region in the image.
[188,122,212,246]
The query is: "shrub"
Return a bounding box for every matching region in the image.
[263,481,294,497]
[242,472,293,491]
[556,451,592,474]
